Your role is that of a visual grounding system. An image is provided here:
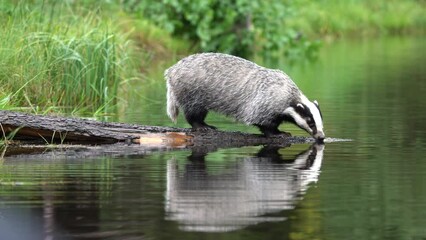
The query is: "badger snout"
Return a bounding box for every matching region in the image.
[314,131,325,143]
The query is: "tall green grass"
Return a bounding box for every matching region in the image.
[0,2,133,114]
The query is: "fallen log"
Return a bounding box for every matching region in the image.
[0,110,313,151]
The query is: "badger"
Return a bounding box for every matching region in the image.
[165,53,325,142]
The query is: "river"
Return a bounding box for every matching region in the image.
[1,37,425,240]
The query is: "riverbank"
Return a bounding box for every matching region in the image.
[0,0,424,115]
[288,0,425,39]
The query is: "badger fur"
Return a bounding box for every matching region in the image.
[165,53,325,141]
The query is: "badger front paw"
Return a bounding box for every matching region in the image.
[191,123,217,132]
[278,131,292,138]
[263,130,292,138]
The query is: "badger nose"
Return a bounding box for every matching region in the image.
[315,131,325,143]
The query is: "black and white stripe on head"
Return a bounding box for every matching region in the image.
[284,96,325,141]
[295,103,318,135]
[313,100,323,119]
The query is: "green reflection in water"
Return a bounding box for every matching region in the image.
[123,37,426,240]
[1,37,425,240]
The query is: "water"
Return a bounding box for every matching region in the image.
[1,37,426,240]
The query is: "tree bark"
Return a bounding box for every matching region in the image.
[0,110,312,150]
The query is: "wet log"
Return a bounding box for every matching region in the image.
[0,110,313,150]
[0,110,190,144]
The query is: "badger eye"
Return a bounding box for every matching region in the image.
[307,118,315,128]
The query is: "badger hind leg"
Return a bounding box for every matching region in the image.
[256,124,291,138]
[184,108,217,131]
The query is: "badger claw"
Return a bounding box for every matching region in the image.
[263,131,291,138]
[191,123,217,132]
[258,124,292,138]
[272,131,291,138]
[279,131,292,137]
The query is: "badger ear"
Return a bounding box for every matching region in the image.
[296,103,305,110]
[313,100,319,107]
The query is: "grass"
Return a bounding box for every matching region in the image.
[0,1,188,116]
[0,2,124,114]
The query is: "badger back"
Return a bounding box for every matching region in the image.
[165,53,301,125]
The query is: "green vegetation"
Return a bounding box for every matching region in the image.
[124,0,425,57]
[1,2,121,114]
[0,0,424,115]
[0,1,186,115]
[126,0,319,58]
[288,0,426,38]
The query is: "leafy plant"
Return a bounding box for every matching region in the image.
[124,0,315,58]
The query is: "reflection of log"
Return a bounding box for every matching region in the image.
[1,143,172,159]
[0,110,313,149]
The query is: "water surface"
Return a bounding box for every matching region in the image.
[1,37,425,240]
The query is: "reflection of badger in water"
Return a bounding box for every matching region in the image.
[165,143,324,232]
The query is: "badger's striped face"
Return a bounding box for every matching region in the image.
[284,99,325,142]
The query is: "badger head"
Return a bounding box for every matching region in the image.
[284,97,325,142]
